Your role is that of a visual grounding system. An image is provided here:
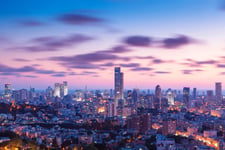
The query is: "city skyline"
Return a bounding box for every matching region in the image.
[1,0,225,89]
[0,67,225,91]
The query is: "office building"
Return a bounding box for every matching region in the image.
[4,83,11,97]
[19,89,27,101]
[162,119,176,135]
[114,67,124,116]
[207,90,213,102]
[60,84,64,97]
[127,113,152,134]
[215,82,222,104]
[166,88,174,105]
[193,88,197,99]
[154,85,161,110]
[54,83,60,97]
[63,81,68,96]
[183,87,190,108]
[132,89,138,105]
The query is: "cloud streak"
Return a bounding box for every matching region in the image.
[0,64,67,77]
[123,36,152,47]
[182,69,203,75]
[161,35,195,49]
[123,34,197,49]
[18,19,45,27]
[10,34,94,52]
[57,13,105,25]
[131,67,153,71]
[48,47,131,69]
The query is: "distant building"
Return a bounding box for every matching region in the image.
[193,88,197,99]
[54,83,60,97]
[63,81,68,96]
[183,87,190,108]
[132,89,138,105]
[161,97,169,113]
[206,90,213,102]
[4,83,11,97]
[114,67,124,116]
[127,113,152,133]
[203,130,217,138]
[12,90,20,101]
[19,89,27,101]
[156,134,176,150]
[46,86,53,97]
[60,84,64,97]
[29,87,36,100]
[154,85,161,110]
[162,119,176,135]
[215,82,222,104]
[122,106,131,118]
[139,113,152,134]
[106,102,114,117]
[166,88,174,105]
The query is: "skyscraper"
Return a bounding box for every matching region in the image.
[19,89,27,101]
[63,81,68,96]
[154,85,161,110]
[193,88,197,99]
[54,83,60,97]
[207,90,213,102]
[60,84,64,97]
[215,82,222,104]
[183,87,190,108]
[29,87,36,100]
[162,119,176,135]
[166,88,174,105]
[4,83,11,97]
[132,89,138,105]
[114,67,124,116]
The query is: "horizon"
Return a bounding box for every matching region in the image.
[1,0,225,90]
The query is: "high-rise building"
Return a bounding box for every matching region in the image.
[63,81,68,96]
[215,82,222,104]
[60,84,64,97]
[19,89,27,101]
[139,113,152,134]
[193,88,197,99]
[106,102,115,117]
[4,83,11,97]
[29,87,36,100]
[46,86,53,97]
[54,83,60,97]
[154,85,161,110]
[114,67,124,116]
[162,119,176,135]
[166,88,174,105]
[207,90,213,102]
[12,90,20,101]
[132,89,138,105]
[183,87,190,108]
[127,113,152,134]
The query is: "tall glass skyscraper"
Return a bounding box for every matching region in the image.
[114,67,124,115]
[154,85,162,110]
[166,88,174,105]
[215,82,222,104]
[63,81,68,96]
[183,87,190,108]
[54,83,60,97]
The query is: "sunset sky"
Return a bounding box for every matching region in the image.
[1,0,225,90]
